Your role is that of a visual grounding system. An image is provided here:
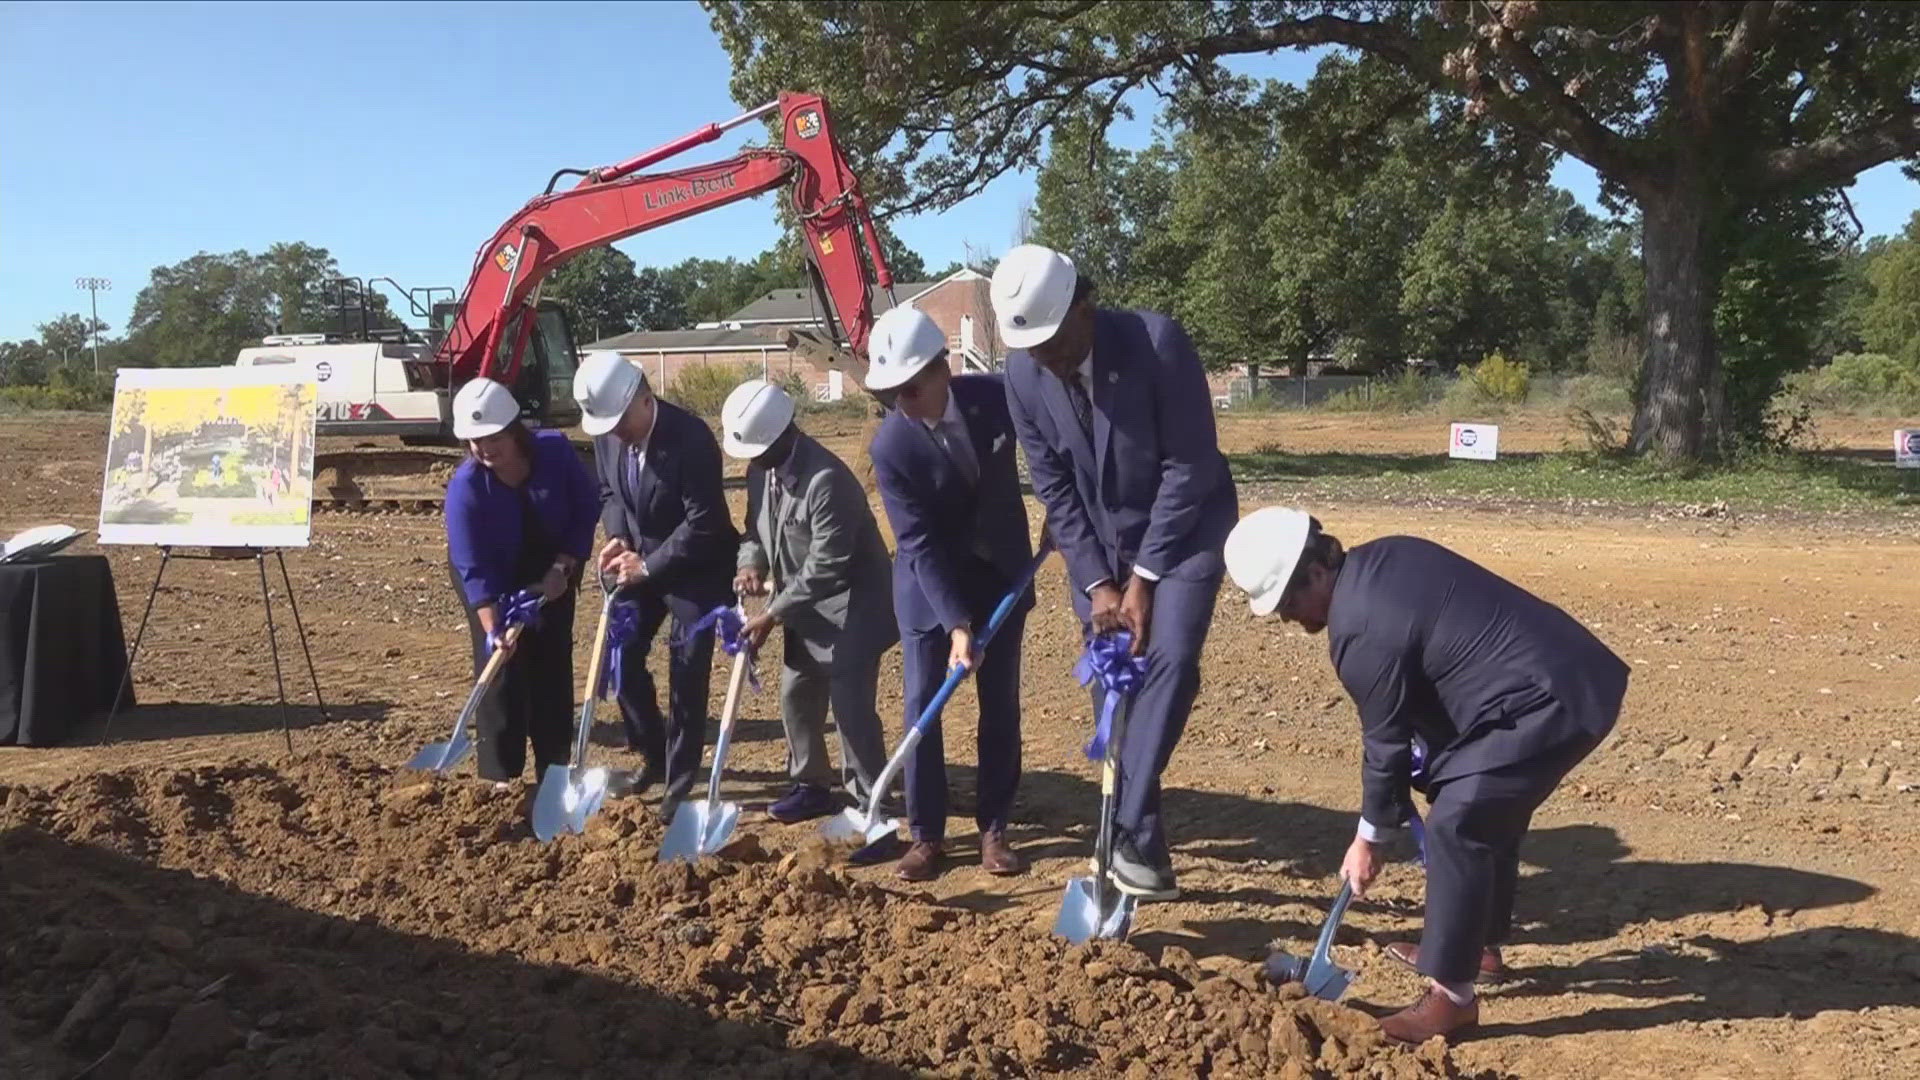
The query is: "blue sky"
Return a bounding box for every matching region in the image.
[2,1,1915,343]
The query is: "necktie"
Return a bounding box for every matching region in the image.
[935,418,980,486]
[1063,371,1095,442]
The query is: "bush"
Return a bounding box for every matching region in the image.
[1561,373,1634,415]
[1322,368,1436,413]
[1467,351,1531,404]
[0,381,112,412]
[662,361,759,419]
[1779,352,1920,413]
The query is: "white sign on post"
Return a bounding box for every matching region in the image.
[1897,429,1920,470]
[1448,422,1500,462]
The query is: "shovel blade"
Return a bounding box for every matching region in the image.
[1303,963,1355,1001]
[820,807,896,846]
[659,802,710,863]
[660,799,741,863]
[531,765,610,842]
[700,801,741,855]
[1052,876,1136,944]
[406,730,471,774]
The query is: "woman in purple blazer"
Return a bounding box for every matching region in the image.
[444,378,598,784]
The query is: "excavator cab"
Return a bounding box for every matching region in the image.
[433,300,583,433]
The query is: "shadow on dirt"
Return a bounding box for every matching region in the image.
[82,701,387,746]
[1474,923,1920,1037]
[0,826,915,1079]
[1011,766,1903,1028]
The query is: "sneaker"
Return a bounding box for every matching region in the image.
[1108,840,1179,901]
[767,783,838,824]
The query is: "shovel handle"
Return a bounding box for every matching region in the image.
[571,586,619,776]
[1311,878,1356,968]
[702,603,755,815]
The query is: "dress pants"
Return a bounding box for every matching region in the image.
[901,606,1026,842]
[1083,572,1220,865]
[780,625,890,803]
[1418,720,1603,984]
[614,592,716,805]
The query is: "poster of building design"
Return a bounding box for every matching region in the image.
[98,366,319,548]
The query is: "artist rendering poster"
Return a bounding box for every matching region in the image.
[98,366,319,548]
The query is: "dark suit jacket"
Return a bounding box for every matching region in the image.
[1003,309,1237,603]
[1328,536,1631,829]
[591,398,736,612]
[871,374,1035,635]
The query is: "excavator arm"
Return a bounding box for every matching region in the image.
[437,92,894,392]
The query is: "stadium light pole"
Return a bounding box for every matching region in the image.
[76,277,111,372]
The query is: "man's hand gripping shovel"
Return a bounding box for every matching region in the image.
[820,538,1055,856]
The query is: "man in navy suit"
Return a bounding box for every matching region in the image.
[993,244,1238,900]
[864,306,1035,882]
[573,351,739,816]
[1225,507,1629,1043]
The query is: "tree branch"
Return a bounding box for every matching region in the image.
[1714,0,1782,97]
[1481,20,1648,186]
[1761,106,1920,191]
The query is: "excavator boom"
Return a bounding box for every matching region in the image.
[437,92,894,391]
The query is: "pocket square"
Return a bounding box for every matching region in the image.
[992,433,1008,453]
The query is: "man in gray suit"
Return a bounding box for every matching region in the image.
[720,379,898,825]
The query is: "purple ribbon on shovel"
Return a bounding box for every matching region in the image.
[672,605,760,690]
[484,589,544,656]
[596,600,644,701]
[1074,631,1148,762]
[499,589,544,631]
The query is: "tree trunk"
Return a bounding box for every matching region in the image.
[1629,186,1728,460]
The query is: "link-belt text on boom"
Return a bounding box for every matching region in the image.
[642,172,740,210]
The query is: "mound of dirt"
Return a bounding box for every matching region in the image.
[1,757,1493,1078]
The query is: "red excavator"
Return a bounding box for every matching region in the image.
[248,93,895,509]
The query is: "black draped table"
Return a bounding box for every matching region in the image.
[0,554,131,746]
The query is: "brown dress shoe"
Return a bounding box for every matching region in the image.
[1383,941,1507,982]
[979,830,1026,876]
[1379,987,1479,1044]
[896,840,944,882]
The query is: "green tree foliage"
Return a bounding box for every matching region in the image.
[1029,56,1637,374]
[1860,213,1920,365]
[707,0,1920,460]
[121,245,402,367]
[546,247,690,341]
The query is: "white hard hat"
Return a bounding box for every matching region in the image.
[452,378,520,440]
[1224,507,1315,617]
[865,305,949,391]
[990,243,1078,350]
[719,379,796,460]
[573,350,644,437]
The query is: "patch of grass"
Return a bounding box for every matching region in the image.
[1229,446,1916,513]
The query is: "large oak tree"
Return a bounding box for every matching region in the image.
[707,0,1920,460]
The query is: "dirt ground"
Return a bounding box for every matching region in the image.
[4,412,1919,1078]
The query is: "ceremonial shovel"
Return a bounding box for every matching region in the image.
[406,623,526,774]
[1264,878,1359,1000]
[659,600,755,862]
[532,581,618,842]
[1052,691,1139,944]
[821,540,1053,853]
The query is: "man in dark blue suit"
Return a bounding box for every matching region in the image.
[864,307,1036,882]
[1225,507,1629,1043]
[992,244,1239,900]
[573,351,739,817]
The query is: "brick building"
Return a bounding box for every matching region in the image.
[586,268,998,400]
